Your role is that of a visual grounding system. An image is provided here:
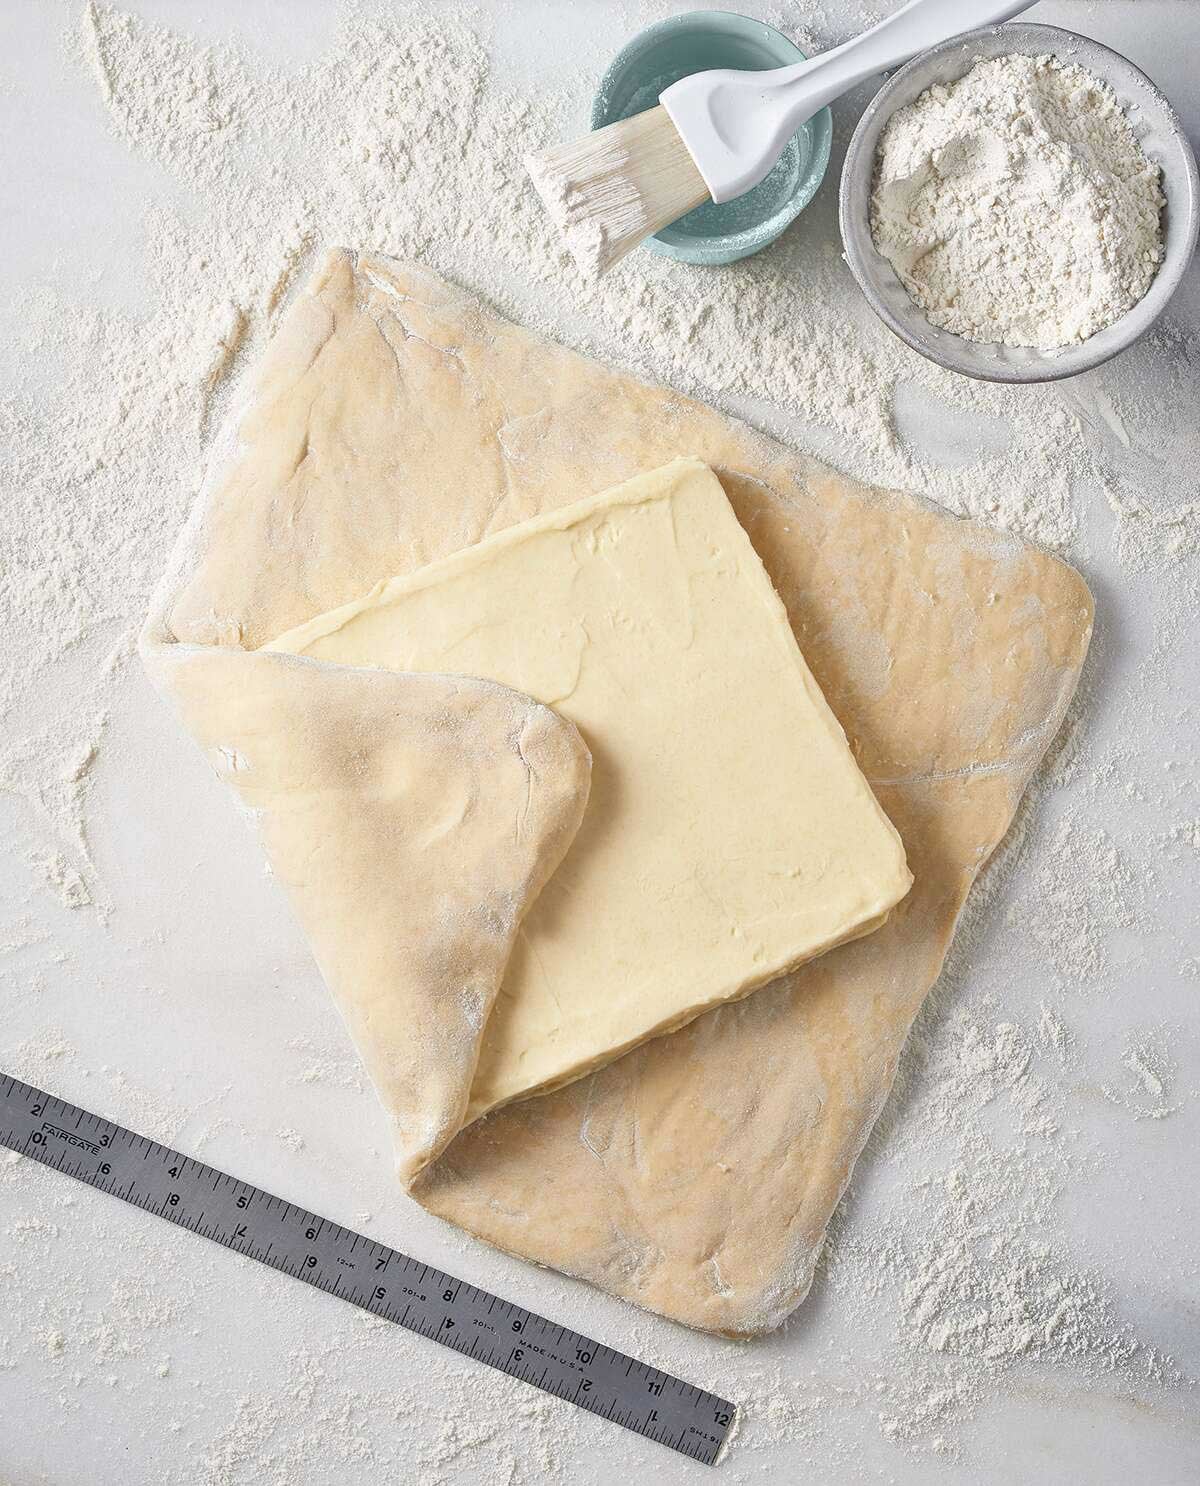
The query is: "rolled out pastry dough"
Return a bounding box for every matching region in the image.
[269,458,911,1117]
[143,248,1092,1335]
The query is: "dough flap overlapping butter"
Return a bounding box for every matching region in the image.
[267,457,912,1118]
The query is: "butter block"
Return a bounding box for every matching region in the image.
[268,457,912,1118]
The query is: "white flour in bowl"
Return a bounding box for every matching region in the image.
[870,53,1165,350]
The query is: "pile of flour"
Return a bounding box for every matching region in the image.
[870,53,1165,350]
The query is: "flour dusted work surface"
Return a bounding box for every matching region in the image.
[268,459,911,1118]
[142,248,1093,1335]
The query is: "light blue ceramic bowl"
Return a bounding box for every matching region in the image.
[591,10,833,266]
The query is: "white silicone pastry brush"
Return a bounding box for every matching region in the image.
[527,0,1034,277]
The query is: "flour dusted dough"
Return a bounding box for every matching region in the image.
[269,459,910,1116]
[143,248,1092,1334]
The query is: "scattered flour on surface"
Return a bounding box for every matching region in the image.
[1,2,1197,1479]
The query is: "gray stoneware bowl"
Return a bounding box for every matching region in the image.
[839,23,1199,383]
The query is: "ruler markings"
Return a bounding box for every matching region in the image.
[0,1073,735,1464]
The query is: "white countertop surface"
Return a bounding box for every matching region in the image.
[1,2,1197,1483]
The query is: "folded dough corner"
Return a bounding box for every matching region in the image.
[142,248,1093,1336]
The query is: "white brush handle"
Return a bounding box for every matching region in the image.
[661,0,1036,202]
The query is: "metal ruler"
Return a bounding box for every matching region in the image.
[0,1072,735,1465]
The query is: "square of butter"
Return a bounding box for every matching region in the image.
[268,458,911,1118]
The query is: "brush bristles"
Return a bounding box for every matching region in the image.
[526,106,711,279]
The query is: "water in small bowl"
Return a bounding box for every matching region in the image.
[592,14,831,266]
[615,68,811,245]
